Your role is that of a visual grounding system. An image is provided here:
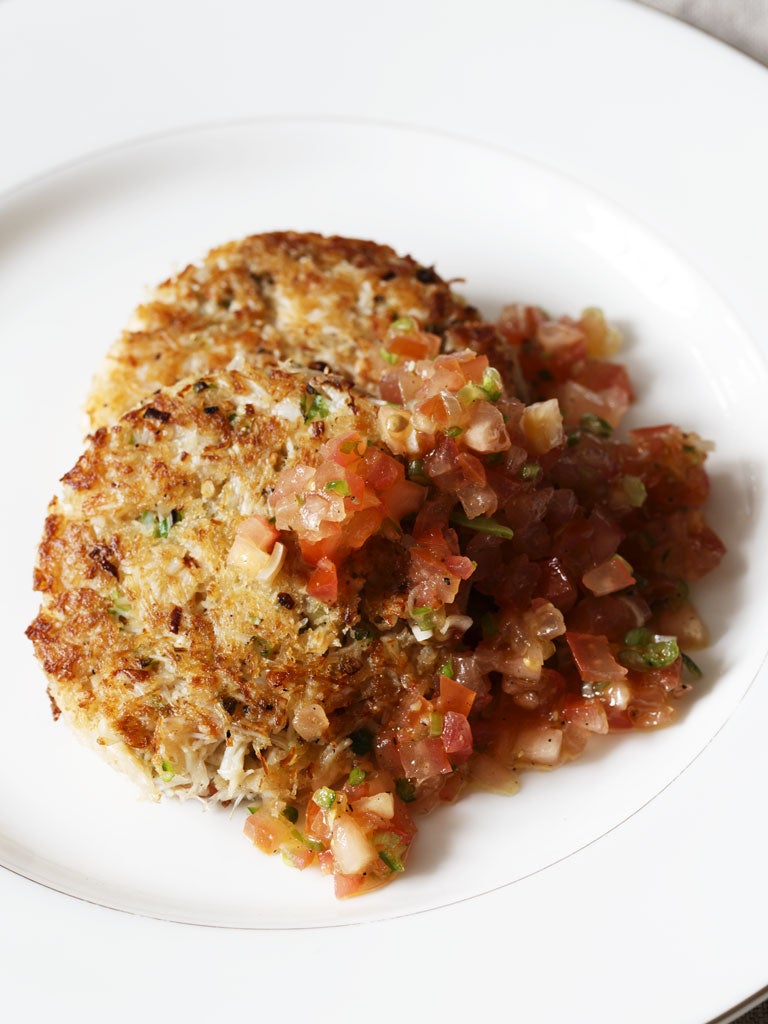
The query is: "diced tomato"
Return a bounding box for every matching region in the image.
[575,359,634,402]
[306,557,338,603]
[326,431,368,467]
[381,477,426,521]
[243,811,288,854]
[437,675,476,717]
[334,873,365,899]
[243,810,316,870]
[305,799,332,845]
[282,844,316,871]
[417,391,457,427]
[235,513,280,553]
[556,380,631,430]
[566,631,628,684]
[398,737,453,782]
[386,797,417,845]
[385,330,441,361]
[443,554,476,580]
[441,712,474,762]
[360,446,400,490]
[537,557,579,612]
[370,735,403,776]
[566,594,650,642]
[438,770,466,802]
[582,553,636,596]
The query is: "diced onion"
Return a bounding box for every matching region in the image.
[410,622,434,642]
[515,725,563,767]
[463,403,510,454]
[354,792,395,820]
[330,816,377,875]
[436,614,473,637]
[227,534,271,575]
[580,307,622,358]
[521,399,563,454]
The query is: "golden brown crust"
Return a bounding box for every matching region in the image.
[85,231,476,430]
[28,363,434,801]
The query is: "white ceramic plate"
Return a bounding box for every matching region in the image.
[2,3,767,1023]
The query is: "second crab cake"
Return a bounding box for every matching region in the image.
[85,231,476,430]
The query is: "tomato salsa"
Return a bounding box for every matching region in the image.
[244,306,725,897]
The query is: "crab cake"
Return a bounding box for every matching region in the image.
[85,231,476,430]
[27,364,434,803]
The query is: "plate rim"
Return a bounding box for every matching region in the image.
[2,2,768,1021]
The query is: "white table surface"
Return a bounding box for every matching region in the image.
[639,2,768,1021]
[1,2,766,1022]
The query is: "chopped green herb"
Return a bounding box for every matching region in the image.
[247,805,260,815]
[379,849,405,873]
[445,425,463,438]
[251,635,274,658]
[682,652,703,679]
[312,786,336,810]
[281,805,299,824]
[300,392,330,422]
[291,829,324,853]
[439,658,454,679]
[107,589,131,619]
[348,766,367,786]
[390,316,415,333]
[159,760,175,783]
[581,680,609,698]
[520,462,541,481]
[373,830,405,850]
[382,516,403,537]
[324,479,351,496]
[407,459,428,483]
[580,413,613,438]
[380,347,399,365]
[429,711,444,737]
[395,778,416,803]
[480,367,503,402]
[624,628,653,647]
[411,606,436,632]
[352,626,372,643]
[156,513,174,538]
[140,507,183,539]
[456,382,487,406]
[618,634,680,671]
[449,509,514,539]
[349,728,373,755]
